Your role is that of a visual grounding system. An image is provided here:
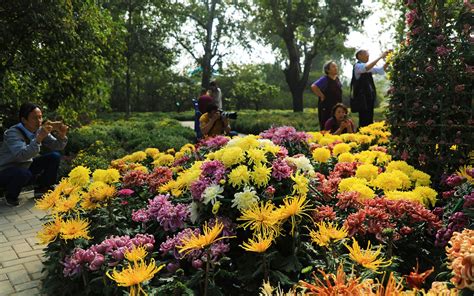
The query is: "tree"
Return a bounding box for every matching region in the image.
[106,0,176,117]
[246,0,366,112]
[172,0,247,89]
[0,1,123,129]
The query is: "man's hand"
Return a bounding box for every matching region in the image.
[210,111,221,122]
[36,125,53,143]
[57,123,68,140]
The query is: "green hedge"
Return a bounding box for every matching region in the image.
[64,114,195,172]
[231,108,387,134]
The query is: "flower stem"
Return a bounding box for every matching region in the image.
[204,249,211,296]
[262,253,268,281]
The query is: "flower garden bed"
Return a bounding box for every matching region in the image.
[36,122,473,295]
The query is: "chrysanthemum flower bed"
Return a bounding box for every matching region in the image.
[36,122,473,295]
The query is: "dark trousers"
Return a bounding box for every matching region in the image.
[318,105,332,131]
[358,99,375,128]
[0,152,61,202]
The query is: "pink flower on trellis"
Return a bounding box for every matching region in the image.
[435,46,451,56]
[406,9,418,26]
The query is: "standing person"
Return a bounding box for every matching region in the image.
[197,88,213,114]
[350,49,389,128]
[0,102,68,206]
[311,61,342,130]
[209,81,222,110]
[324,103,355,135]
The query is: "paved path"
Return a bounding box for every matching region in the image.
[179,121,195,130]
[0,192,44,296]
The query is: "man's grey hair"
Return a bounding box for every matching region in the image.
[323,61,336,75]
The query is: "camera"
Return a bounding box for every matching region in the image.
[219,110,238,120]
[43,120,63,131]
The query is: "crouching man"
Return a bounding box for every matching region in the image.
[0,102,68,206]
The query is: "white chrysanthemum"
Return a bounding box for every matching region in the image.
[285,156,314,174]
[189,202,200,223]
[257,139,275,147]
[232,186,259,211]
[202,184,224,205]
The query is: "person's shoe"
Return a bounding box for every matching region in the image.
[5,198,20,207]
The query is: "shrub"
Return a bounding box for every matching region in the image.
[64,115,195,175]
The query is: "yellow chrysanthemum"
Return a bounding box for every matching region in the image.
[88,181,117,203]
[124,246,148,262]
[353,134,373,145]
[344,238,392,272]
[276,195,312,236]
[291,173,309,197]
[372,172,403,192]
[247,148,267,165]
[319,135,340,146]
[92,169,120,184]
[60,216,92,241]
[338,177,367,192]
[307,132,323,143]
[107,259,164,296]
[312,147,331,163]
[338,152,355,163]
[153,154,174,167]
[68,166,91,187]
[355,164,379,181]
[133,165,148,173]
[309,222,348,248]
[413,186,438,207]
[241,231,274,253]
[129,151,147,163]
[35,188,61,211]
[238,201,281,236]
[144,148,160,158]
[219,147,245,167]
[385,190,419,204]
[261,143,281,156]
[251,163,272,188]
[37,216,63,244]
[80,192,101,210]
[456,165,473,183]
[229,165,251,188]
[354,151,378,164]
[177,221,235,255]
[386,160,415,175]
[390,170,412,189]
[52,193,81,214]
[410,169,431,186]
[227,135,260,150]
[332,143,351,156]
[374,151,392,165]
[350,183,375,200]
[180,143,195,154]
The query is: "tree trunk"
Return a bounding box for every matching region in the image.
[125,0,132,119]
[200,0,217,89]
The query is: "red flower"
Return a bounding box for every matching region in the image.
[405,263,434,289]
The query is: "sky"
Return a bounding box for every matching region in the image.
[174,0,400,81]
